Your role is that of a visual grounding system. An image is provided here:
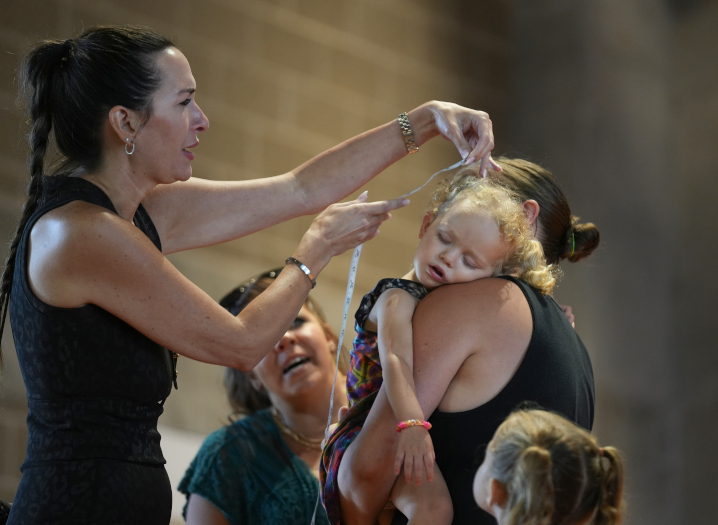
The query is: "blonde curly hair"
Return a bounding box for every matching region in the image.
[424,169,558,294]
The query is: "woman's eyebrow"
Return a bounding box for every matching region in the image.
[177,88,196,95]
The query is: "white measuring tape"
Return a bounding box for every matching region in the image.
[310,159,464,524]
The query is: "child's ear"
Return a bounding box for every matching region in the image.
[419,212,435,239]
[489,479,508,509]
[522,200,541,227]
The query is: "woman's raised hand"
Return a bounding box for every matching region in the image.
[559,304,576,328]
[293,192,409,275]
[426,101,502,177]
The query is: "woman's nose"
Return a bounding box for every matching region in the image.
[274,331,296,353]
[193,103,210,132]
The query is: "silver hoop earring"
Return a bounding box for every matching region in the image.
[125,138,135,155]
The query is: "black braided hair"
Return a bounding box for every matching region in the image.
[0,26,174,367]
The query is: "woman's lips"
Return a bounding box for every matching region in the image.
[183,140,199,161]
[428,265,445,282]
[283,356,311,375]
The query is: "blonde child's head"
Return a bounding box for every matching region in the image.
[414,171,557,294]
[474,409,625,525]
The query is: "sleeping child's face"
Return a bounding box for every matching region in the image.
[413,198,509,289]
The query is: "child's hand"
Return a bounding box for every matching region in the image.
[394,427,436,486]
[559,304,575,328]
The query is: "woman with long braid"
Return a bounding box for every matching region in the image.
[1,26,499,524]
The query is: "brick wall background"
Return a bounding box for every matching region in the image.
[1,1,717,524]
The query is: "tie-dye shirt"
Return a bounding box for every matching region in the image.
[321,278,428,525]
[346,278,429,406]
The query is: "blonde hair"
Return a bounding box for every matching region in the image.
[489,410,625,525]
[425,170,558,294]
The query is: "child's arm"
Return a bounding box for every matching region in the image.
[369,288,435,487]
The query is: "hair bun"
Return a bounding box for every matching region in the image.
[564,218,600,262]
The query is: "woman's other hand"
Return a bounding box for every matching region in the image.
[394,427,436,486]
[338,406,349,420]
[425,101,502,177]
[294,193,409,273]
[559,304,576,328]
[322,406,350,449]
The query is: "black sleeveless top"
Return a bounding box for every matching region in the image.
[10,176,177,468]
[393,276,595,525]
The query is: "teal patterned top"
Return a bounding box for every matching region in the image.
[179,409,329,525]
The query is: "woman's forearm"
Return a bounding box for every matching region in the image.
[291,103,440,212]
[145,102,475,254]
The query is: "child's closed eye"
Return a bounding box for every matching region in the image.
[462,257,477,270]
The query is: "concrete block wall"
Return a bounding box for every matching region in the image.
[508,1,718,524]
[673,1,718,522]
[0,0,510,505]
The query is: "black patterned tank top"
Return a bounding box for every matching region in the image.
[9,176,177,467]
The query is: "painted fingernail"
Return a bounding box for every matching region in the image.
[402,199,410,206]
[461,149,469,159]
[482,168,487,178]
[464,156,475,165]
[358,191,368,200]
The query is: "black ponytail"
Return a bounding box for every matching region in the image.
[0,26,174,366]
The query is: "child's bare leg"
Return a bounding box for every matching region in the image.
[338,387,401,525]
[391,464,453,525]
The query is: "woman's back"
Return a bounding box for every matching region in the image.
[410,276,594,524]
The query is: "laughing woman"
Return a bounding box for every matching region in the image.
[180,269,347,525]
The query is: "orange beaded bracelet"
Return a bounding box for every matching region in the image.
[396,419,432,432]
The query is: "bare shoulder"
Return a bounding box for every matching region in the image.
[413,278,533,412]
[29,200,163,307]
[416,277,531,328]
[413,278,532,361]
[32,199,155,257]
